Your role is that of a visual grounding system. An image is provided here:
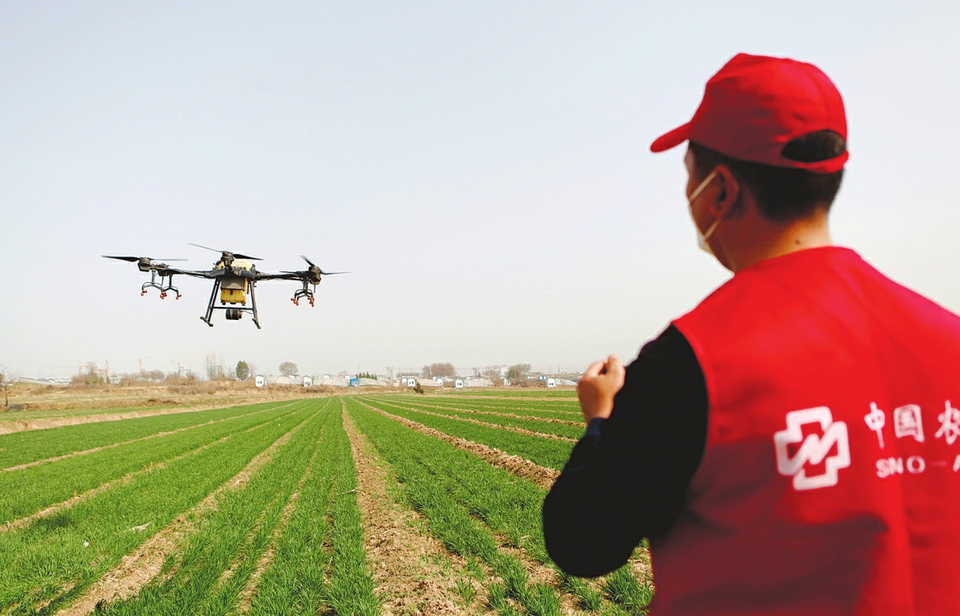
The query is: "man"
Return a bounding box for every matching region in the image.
[542,53,960,615]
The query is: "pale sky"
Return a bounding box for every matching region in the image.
[3,2,960,379]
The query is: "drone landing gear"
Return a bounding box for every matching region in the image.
[291,281,317,307]
[141,271,180,299]
[201,278,261,329]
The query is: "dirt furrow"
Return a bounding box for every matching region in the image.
[343,405,492,615]
[53,419,309,616]
[359,401,560,490]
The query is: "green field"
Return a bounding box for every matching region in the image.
[0,392,653,615]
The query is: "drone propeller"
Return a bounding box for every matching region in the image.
[103,255,187,263]
[296,255,349,275]
[189,243,262,261]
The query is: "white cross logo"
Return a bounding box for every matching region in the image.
[774,407,851,491]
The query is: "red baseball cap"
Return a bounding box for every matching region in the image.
[650,53,848,173]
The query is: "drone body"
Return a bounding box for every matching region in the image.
[103,245,348,329]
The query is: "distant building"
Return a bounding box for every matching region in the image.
[358,377,387,387]
[316,375,350,387]
[255,375,265,388]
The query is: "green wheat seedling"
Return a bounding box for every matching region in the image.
[454,575,476,606]
[603,566,654,615]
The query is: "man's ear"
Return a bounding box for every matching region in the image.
[712,164,741,217]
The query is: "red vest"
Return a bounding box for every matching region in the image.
[657,247,960,616]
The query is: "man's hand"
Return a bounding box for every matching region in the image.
[577,355,626,424]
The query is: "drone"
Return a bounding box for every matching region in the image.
[103,244,348,329]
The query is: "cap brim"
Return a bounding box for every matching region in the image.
[650,122,691,153]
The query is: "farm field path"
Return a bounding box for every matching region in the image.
[342,404,478,615]
[55,404,314,616]
[358,398,560,490]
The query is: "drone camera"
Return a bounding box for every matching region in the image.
[225,309,243,321]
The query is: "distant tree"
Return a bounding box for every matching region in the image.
[0,364,21,406]
[507,363,531,381]
[0,368,7,408]
[422,363,456,379]
[279,362,299,378]
[236,361,250,381]
[205,353,225,381]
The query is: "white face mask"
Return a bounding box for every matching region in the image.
[687,170,723,255]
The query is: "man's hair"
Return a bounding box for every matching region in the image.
[689,131,846,222]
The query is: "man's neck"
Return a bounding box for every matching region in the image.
[725,210,833,273]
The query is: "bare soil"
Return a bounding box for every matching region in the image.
[343,406,494,615]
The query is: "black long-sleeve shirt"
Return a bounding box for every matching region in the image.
[542,325,708,577]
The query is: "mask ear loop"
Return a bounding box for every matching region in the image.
[688,170,723,256]
[688,170,717,204]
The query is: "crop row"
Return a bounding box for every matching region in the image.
[0,401,306,526]
[454,389,578,399]
[371,397,584,440]
[0,402,318,614]
[0,400,296,469]
[346,397,653,615]
[423,393,581,415]
[367,395,582,424]
[97,398,377,616]
[355,397,575,470]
